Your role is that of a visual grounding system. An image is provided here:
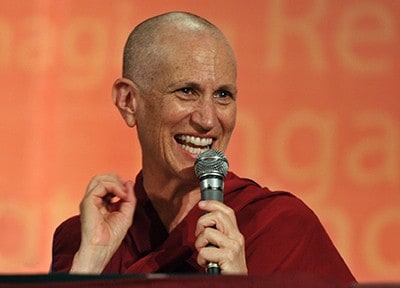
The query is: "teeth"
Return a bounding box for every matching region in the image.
[177,135,213,155]
[181,144,209,155]
[179,135,212,147]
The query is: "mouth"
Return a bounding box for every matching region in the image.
[175,134,213,155]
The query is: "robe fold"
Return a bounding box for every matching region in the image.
[51,171,356,286]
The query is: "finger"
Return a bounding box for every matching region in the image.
[196,225,242,251]
[197,246,223,268]
[197,245,247,275]
[118,180,136,217]
[86,174,125,196]
[195,229,225,269]
[88,180,129,202]
[123,180,136,202]
[80,177,129,217]
[196,232,246,274]
[96,180,136,214]
[196,203,238,237]
[195,227,225,250]
[101,181,134,204]
[199,200,236,221]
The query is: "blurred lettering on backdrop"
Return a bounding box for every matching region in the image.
[0,0,398,282]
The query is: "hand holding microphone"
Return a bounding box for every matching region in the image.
[194,149,247,275]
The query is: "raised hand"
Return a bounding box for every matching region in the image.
[70,174,136,273]
[195,200,248,274]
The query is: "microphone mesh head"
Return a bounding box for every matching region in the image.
[194,149,229,179]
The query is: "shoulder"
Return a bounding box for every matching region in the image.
[227,172,315,215]
[241,191,320,230]
[54,215,81,238]
[259,192,318,223]
[52,215,81,254]
[226,172,322,231]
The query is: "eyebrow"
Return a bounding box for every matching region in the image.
[167,81,237,94]
[166,81,199,91]
[218,84,237,94]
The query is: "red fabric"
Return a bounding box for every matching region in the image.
[51,172,356,286]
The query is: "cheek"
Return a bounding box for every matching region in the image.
[221,106,237,132]
[139,97,166,126]
[164,101,194,122]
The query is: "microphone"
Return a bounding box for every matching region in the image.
[194,149,229,275]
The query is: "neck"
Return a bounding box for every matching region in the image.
[151,188,200,232]
[142,169,200,232]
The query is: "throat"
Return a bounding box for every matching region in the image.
[150,191,200,233]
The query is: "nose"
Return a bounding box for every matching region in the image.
[190,97,218,132]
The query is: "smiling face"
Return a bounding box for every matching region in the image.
[132,30,237,183]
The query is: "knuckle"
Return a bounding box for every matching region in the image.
[197,249,207,261]
[236,234,245,246]
[225,206,235,218]
[214,210,224,220]
[90,174,103,182]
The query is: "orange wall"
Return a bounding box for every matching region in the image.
[0,0,399,282]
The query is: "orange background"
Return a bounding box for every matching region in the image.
[0,0,399,283]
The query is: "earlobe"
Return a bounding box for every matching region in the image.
[112,78,137,127]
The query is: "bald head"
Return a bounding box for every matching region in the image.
[122,12,236,92]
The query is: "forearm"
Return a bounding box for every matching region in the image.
[69,246,111,274]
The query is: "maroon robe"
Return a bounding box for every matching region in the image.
[51,172,356,286]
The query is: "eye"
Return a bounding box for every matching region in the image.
[214,89,235,104]
[175,87,198,100]
[180,87,194,95]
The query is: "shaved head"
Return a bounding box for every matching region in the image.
[122,12,236,92]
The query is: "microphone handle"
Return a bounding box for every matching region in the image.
[201,187,223,202]
[201,187,223,275]
[207,261,221,275]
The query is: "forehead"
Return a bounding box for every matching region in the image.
[160,33,237,81]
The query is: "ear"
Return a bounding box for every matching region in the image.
[112,78,138,127]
